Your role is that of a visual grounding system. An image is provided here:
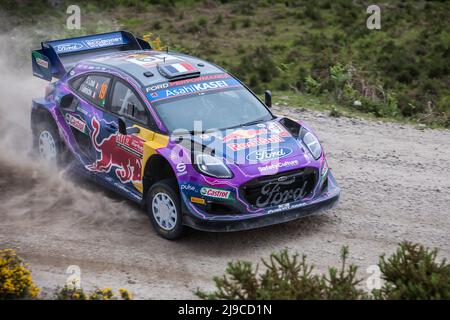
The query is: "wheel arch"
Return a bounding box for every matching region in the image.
[143,154,178,202]
[31,104,55,132]
[31,105,57,148]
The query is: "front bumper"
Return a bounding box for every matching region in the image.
[182,171,340,232]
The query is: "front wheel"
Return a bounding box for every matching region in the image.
[146,179,184,240]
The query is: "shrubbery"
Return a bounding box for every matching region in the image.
[374,242,450,300]
[0,249,132,300]
[3,0,449,127]
[0,249,40,300]
[197,242,450,300]
[196,247,366,300]
[54,285,132,300]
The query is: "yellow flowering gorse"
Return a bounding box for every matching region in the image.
[54,285,133,300]
[0,249,40,300]
[142,32,165,51]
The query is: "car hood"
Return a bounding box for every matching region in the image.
[177,118,317,177]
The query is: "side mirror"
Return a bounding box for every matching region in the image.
[118,117,140,135]
[265,90,272,108]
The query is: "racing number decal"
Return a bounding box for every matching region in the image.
[98,82,108,100]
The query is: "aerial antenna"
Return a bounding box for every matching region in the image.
[166,46,169,53]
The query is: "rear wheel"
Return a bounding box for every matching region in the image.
[146,179,184,240]
[35,119,64,167]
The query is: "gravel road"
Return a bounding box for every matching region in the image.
[1,99,449,299]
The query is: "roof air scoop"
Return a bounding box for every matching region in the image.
[157,61,200,80]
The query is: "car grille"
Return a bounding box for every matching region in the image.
[240,167,318,208]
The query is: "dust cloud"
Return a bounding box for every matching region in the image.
[0,29,141,231]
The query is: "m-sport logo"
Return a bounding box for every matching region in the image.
[246,147,293,162]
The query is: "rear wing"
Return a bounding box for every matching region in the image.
[31,31,152,81]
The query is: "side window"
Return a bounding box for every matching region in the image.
[70,76,86,90]
[111,80,148,124]
[78,75,111,108]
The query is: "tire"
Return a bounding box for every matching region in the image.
[34,118,65,167]
[146,178,184,240]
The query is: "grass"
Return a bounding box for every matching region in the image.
[268,92,429,128]
[1,0,448,129]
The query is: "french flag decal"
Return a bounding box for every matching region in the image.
[165,62,196,73]
[158,61,200,79]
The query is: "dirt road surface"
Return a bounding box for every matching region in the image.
[1,98,449,299]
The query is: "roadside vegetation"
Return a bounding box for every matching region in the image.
[0,249,132,300]
[3,242,449,300]
[196,242,450,300]
[2,0,448,128]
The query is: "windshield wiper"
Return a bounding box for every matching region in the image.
[221,118,268,131]
[241,118,267,127]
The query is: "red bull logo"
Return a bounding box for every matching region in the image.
[85,117,144,183]
[223,128,267,143]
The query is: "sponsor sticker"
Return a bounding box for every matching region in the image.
[267,202,307,214]
[146,82,169,92]
[146,77,240,102]
[190,196,205,205]
[145,74,231,94]
[54,42,84,53]
[115,133,144,158]
[223,123,290,151]
[258,159,299,173]
[36,58,49,69]
[181,184,197,192]
[166,81,228,96]
[247,147,293,162]
[86,117,143,183]
[176,163,187,176]
[227,135,285,152]
[200,187,231,200]
[85,36,123,49]
[76,106,88,115]
[65,114,86,133]
[223,128,267,143]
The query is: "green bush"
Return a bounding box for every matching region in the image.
[304,75,321,95]
[2,0,449,127]
[54,285,132,300]
[1,249,133,300]
[196,247,367,300]
[198,242,450,300]
[374,242,450,300]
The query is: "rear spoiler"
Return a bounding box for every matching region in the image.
[32,31,152,81]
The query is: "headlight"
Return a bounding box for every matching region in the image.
[194,153,233,179]
[300,127,323,160]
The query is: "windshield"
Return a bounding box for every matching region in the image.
[153,88,273,133]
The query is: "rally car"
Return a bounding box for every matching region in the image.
[31,31,340,239]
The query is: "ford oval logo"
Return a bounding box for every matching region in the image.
[246,147,293,162]
[55,43,84,53]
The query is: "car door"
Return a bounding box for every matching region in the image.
[63,73,112,166]
[105,77,152,195]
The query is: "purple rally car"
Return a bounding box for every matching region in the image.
[31,31,340,239]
